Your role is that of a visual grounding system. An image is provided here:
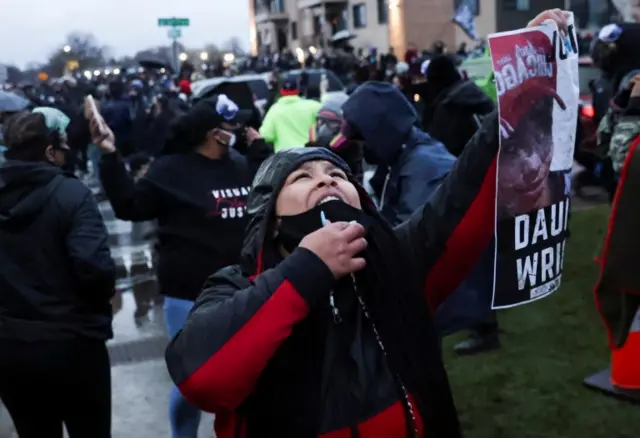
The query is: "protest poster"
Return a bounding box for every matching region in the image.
[489,14,579,309]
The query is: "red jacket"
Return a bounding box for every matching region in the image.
[166,119,500,437]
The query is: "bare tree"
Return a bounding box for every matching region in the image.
[45,32,106,76]
[134,44,185,63]
[222,37,246,55]
[203,44,221,57]
[65,32,105,60]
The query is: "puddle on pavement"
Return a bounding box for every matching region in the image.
[109,287,166,346]
[100,198,167,345]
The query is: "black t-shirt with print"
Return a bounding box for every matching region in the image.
[101,148,261,300]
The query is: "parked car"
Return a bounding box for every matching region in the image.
[282,68,346,101]
[190,74,271,116]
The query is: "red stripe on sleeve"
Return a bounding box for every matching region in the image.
[178,280,309,412]
[594,135,640,348]
[424,158,497,311]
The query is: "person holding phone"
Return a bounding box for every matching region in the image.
[89,94,272,438]
[161,11,569,438]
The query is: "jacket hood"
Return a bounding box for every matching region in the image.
[618,69,640,92]
[440,80,494,112]
[241,147,373,274]
[0,161,64,226]
[342,82,418,166]
[409,127,449,153]
[406,128,456,179]
[319,94,348,116]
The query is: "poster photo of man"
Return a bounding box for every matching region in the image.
[489,16,579,308]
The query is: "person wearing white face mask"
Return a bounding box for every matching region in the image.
[89,94,273,438]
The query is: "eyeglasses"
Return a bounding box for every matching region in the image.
[216,94,239,121]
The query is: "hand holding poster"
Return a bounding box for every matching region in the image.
[490,14,579,309]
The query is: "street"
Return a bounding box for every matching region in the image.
[0,295,214,438]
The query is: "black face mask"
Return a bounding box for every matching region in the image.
[276,199,372,253]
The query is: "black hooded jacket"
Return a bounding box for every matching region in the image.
[166,108,500,438]
[425,80,495,157]
[0,161,115,341]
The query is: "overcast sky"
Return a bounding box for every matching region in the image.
[1,0,250,69]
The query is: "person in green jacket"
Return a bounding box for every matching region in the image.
[259,74,322,152]
[477,72,497,104]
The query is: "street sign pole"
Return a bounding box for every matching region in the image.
[168,29,182,74]
[158,17,190,75]
[172,38,179,74]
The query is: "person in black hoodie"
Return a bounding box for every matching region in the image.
[0,111,115,438]
[164,136,496,437]
[163,17,563,438]
[91,93,272,438]
[423,55,494,157]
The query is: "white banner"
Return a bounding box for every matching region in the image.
[489,14,580,309]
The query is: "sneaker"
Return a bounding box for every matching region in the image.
[453,334,501,356]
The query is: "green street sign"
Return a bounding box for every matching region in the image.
[168,28,182,39]
[158,17,189,27]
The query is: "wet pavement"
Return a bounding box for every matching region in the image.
[1,357,215,438]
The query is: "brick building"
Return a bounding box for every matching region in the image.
[248,0,497,57]
[248,0,628,59]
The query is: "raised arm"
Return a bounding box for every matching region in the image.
[394,8,570,312]
[99,151,165,221]
[90,114,164,222]
[395,111,499,312]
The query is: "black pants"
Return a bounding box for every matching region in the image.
[473,310,499,337]
[0,338,111,438]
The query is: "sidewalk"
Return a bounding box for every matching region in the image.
[0,294,215,438]
[0,361,215,438]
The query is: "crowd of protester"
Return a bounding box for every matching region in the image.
[0,8,639,438]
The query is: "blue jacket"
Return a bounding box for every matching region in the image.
[343,81,493,335]
[377,128,455,224]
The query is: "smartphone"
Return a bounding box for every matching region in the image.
[85,95,107,135]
